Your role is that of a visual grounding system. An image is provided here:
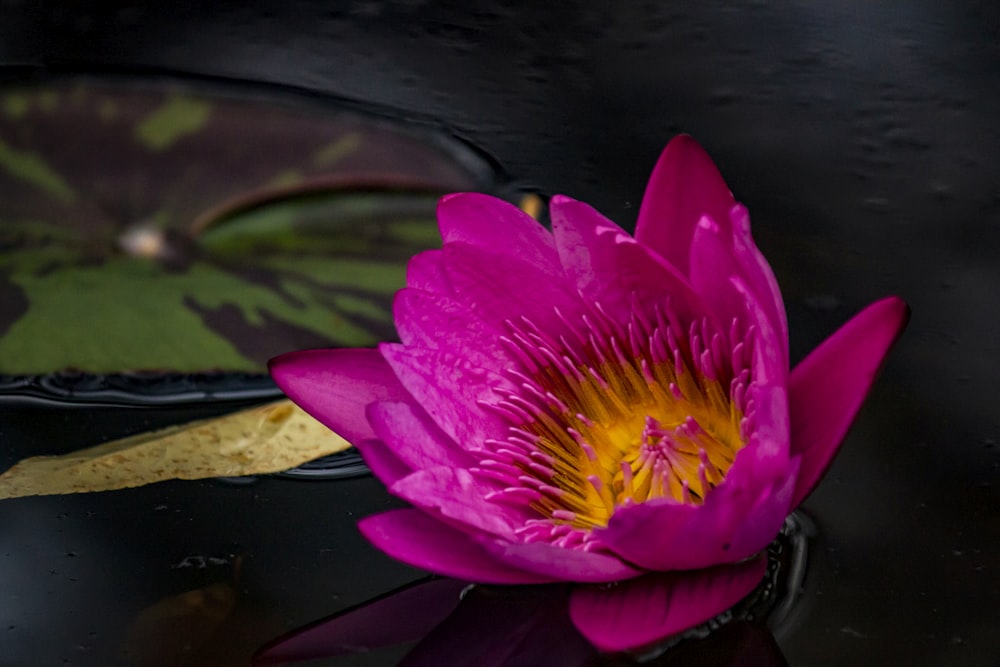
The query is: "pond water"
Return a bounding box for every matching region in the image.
[1,3,998,666]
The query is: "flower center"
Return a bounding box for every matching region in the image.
[475,301,754,538]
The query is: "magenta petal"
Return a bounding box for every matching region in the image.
[789,296,910,507]
[689,216,788,371]
[437,193,559,269]
[393,288,512,370]
[355,438,412,486]
[635,135,736,276]
[600,447,794,572]
[359,510,555,584]
[380,342,510,450]
[729,204,789,349]
[406,248,452,295]
[569,556,767,653]
[549,194,708,327]
[441,240,581,335]
[389,467,526,539]
[253,578,468,664]
[477,539,643,583]
[367,400,475,471]
[268,348,408,445]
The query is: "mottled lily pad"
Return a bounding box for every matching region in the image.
[0,78,492,375]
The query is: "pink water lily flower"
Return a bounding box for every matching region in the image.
[270,136,908,652]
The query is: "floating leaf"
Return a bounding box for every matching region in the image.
[0,400,349,498]
[0,79,492,374]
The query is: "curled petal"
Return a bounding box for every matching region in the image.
[367,401,475,471]
[359,510,555,584]
[730,204,789,352]
[441,241,581,335]
[600,458,794,572]
[406,248,452,295]
[477,538,643,583]
[635,135,736,275]
[355,438,412,486]
[549,194,708,327]
[379,343,510,450]
[437,193,559,269]
[389,467,528,539]
[789,296,910,507]
[268,348,407,445]
[569,554,767,653]
[689,214,788,369]
[393,288,512,370]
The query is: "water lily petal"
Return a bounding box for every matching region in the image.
[253,578,469,664]
[597,499,697,569]
[406,248,452,294]
[268,348,407,445]
[367,400,475,471]
[379,343,510,450]
[355,438,412,486]
[730,204,789,351]
[549,194,707,326]
[789,296,910,507]
[635,135,735,276]
[390,466,530,539]
[393,288,512,370]
[359,509,555,584]
[600,453,793,572]
[723,458,799,560]
[689,215,788,370]
[568,555,767,653]
[437,192,559,269]
[478,539,644,583]
[441,241,580,335]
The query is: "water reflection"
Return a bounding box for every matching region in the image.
[256,514,809,665]
[255,579,788,666]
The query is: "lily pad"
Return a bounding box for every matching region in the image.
[0,78,493,375]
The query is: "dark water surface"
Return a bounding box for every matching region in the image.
[1,3,998,666]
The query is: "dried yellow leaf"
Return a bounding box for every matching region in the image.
[0,400,349,499]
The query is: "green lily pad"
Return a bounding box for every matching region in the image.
[0,79,492,374]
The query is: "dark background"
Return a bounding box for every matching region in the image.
[1,3,998,665]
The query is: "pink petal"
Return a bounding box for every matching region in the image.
[268,348,408,445]
[569,555,767,653]
[600,453,794,571]
[393,288,512,371]
[355,438,412,486]
[437,193,559,270]
[689,215,788,370]
[379,342,510,451]
[599,382,792,571]
[406,248,452,294]
[549,194,708,327]
[389,467,527,539]
[253,578,468,664]
[730,204,789,351]
[789,296,910,507]
[367,400,475,471]
[440,240,580,335]
[635,135,736,276]
[359,509,555,584]
[477,539,644,583]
